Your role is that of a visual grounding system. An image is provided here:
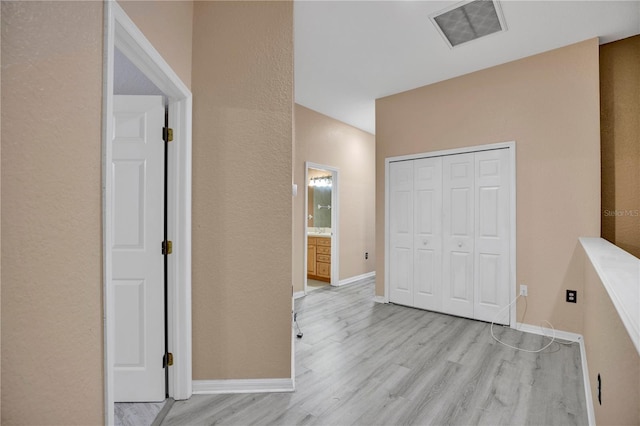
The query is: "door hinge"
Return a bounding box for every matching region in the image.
[162,240,173,255]
[163,352,174,368]
[163,127,174,142]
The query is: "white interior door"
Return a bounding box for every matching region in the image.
[112,95,165,402]
[473,149,510,324]
[413,157,443,311]
[442,153,475,319]
[389,161,414,306]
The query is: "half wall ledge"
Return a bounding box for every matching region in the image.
[580,237,640,355]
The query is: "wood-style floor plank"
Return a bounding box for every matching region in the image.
[162,278,587,425]
[115,400,166,426]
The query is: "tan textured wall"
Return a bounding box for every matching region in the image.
[582,248,640,425]
[1,5,3,417]
[118,0,193,90]
[1,2,104,424]
[191,1,293,379]
[376,39,601,333]
[600,35,640,258]
[293,105,376,292]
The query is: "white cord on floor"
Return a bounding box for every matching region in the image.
[490,293,558,353]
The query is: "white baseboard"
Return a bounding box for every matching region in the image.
[515,322,582,342]
[193,378,294,394]
[291,329,296,392]
[337,271,375,287]
[293,291,306,300]
[578,336,596,426]
[516,323,594,425]
[373,295,387,304]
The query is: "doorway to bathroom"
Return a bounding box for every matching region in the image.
[304,162,339,294]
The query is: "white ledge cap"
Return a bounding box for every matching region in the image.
[580,237,640,356]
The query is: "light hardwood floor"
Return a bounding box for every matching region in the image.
[115,400,166,426]
[307,278,330,292]
[162,278,587,425]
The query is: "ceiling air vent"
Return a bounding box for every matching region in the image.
[430,0,507,48]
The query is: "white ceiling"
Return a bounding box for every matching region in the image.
[294,0,640,134]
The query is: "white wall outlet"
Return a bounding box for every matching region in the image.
[520,284,528,297]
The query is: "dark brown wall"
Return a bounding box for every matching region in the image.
[600,35,640,258]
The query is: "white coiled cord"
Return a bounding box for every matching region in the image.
[490,293,563,353]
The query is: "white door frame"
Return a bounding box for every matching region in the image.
[102,3,192,424]
[384,141,516,327]
[304,162,340,293]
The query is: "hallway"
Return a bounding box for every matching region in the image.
[161,277,587,425]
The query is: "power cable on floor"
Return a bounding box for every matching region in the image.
[490,294,575,353]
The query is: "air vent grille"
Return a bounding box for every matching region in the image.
[431,0,506,48]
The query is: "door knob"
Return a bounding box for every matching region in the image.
[458,242,463,248]
[423,240,428,245]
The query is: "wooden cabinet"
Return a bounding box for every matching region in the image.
[307,236,331,282]
[316,237,331,281]
[307,237,316,276]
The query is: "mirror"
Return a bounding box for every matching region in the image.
[308,168,332,228]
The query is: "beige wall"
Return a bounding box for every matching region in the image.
[600,35,640,258]
[294,105,376,292]
[1,9,3,417]
[191,1,293,380]
[118,0,193,90]
[582,246,639,425]
[376,39,601,333]
[1,0,199,423]
[2,1,294,421]
[1,2,104,424]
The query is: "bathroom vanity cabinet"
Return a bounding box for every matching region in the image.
[307,236,331,282]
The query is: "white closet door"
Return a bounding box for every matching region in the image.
[442,153,475,319]
[413,157,443,311]
[473,149,510,324]
[389,161,414,306]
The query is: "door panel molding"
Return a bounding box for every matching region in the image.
[388,161,414,306]
[442,153,475,318]
[473,149,510,324]
[413,157,442,311]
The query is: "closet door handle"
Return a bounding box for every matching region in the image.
[458,242,463,248]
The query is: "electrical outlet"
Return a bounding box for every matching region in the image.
[365,252,369,260]
[520,284,528,297]
[566,290,577,303]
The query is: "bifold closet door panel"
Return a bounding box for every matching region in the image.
[442,153,475,319]
[413,157,443,311]
[474,149,510,324]
[389,161,414,306]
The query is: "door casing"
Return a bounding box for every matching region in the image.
[384,141,516,327]
[304,162,340,293]
[102,3,193,425]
